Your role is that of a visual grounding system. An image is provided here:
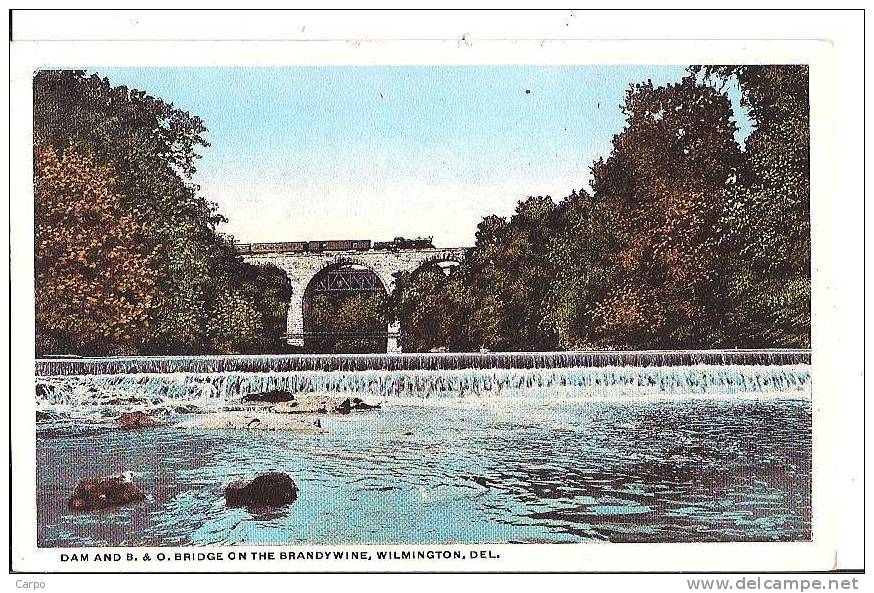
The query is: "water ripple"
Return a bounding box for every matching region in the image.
[37,396,811,545]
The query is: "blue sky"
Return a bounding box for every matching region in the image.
[97,66,750,247]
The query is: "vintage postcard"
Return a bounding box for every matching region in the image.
[7,9,864,577]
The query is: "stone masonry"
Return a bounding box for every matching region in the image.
[243,247,466,352]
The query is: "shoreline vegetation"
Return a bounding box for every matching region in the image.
[34,66,810,357]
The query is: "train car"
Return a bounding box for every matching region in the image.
[352,240,371,251]
[246,241,308,254]
[313,239,371,251]
[285,241,309,253]
[322,240,353,251]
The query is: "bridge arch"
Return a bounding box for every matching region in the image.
[296,260,394,353]
[286,254,397,353]
[409,251,463,278]
[241,245,467,352]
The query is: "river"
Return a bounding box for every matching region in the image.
[34,353,812,546]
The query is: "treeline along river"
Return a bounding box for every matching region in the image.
[35,350,812,546]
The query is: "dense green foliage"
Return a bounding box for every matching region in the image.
[33,67,809,355]
[392,69,810,351]
[587,77,744,349]
[305,292,388,353]
[34,144,160,355]
[34,71,291,355]
[693,66,811,348]
[392,264,456,352]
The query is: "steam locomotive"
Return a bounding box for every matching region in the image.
[373,236,434,251]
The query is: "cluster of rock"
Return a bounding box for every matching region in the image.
[67,470,299,512]
[39,390,380,432]
[174,391,380,432]
[61,389,379,513]
[270,393,380,414]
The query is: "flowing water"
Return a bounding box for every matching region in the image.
[34,353,812,546]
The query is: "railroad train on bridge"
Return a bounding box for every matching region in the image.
[235,236,435,255]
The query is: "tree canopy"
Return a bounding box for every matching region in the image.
[33,67,809,355]
[392,69,810,351]
[34,70,291,355]
[35,145,160,354]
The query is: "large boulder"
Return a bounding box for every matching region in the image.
[241,390,295,403]
[175,412,324,433]
[225,472,298,507]
[68,472,146,511]
[116,411,161,430]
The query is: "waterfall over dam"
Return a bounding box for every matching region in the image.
[36,349,810,376]
[34,350,812,409]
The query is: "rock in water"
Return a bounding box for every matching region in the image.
[68,472,146,511]
[241,390,295,403]
[174,404,204,414]
[36,410,59,423]
[336,398,353,414]
[225,472,299,507]
[336,397,382,414]
[272,398,329,414]
[116,411,161,430]
[174,412,324,433]
[273,395,380,415]
[350,397,381,411]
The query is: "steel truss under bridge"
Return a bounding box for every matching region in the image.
[309,268,385,293]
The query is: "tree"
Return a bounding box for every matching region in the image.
[391,197,562,352]
[205,288,264,354]
[544,189,625,349]
[204,258,292,354]
[392,264,455,352]
[34,70,214,352]
[33,70,292,354]
[693,65,811,347]
[306,292,388,353]
[245,263,294,352]
[390,72,806,352]
[587,76,744,348]
[34,145,160,355]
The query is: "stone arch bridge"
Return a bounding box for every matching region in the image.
[241,244,466,352]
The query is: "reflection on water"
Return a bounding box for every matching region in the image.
[36,396,811,546]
